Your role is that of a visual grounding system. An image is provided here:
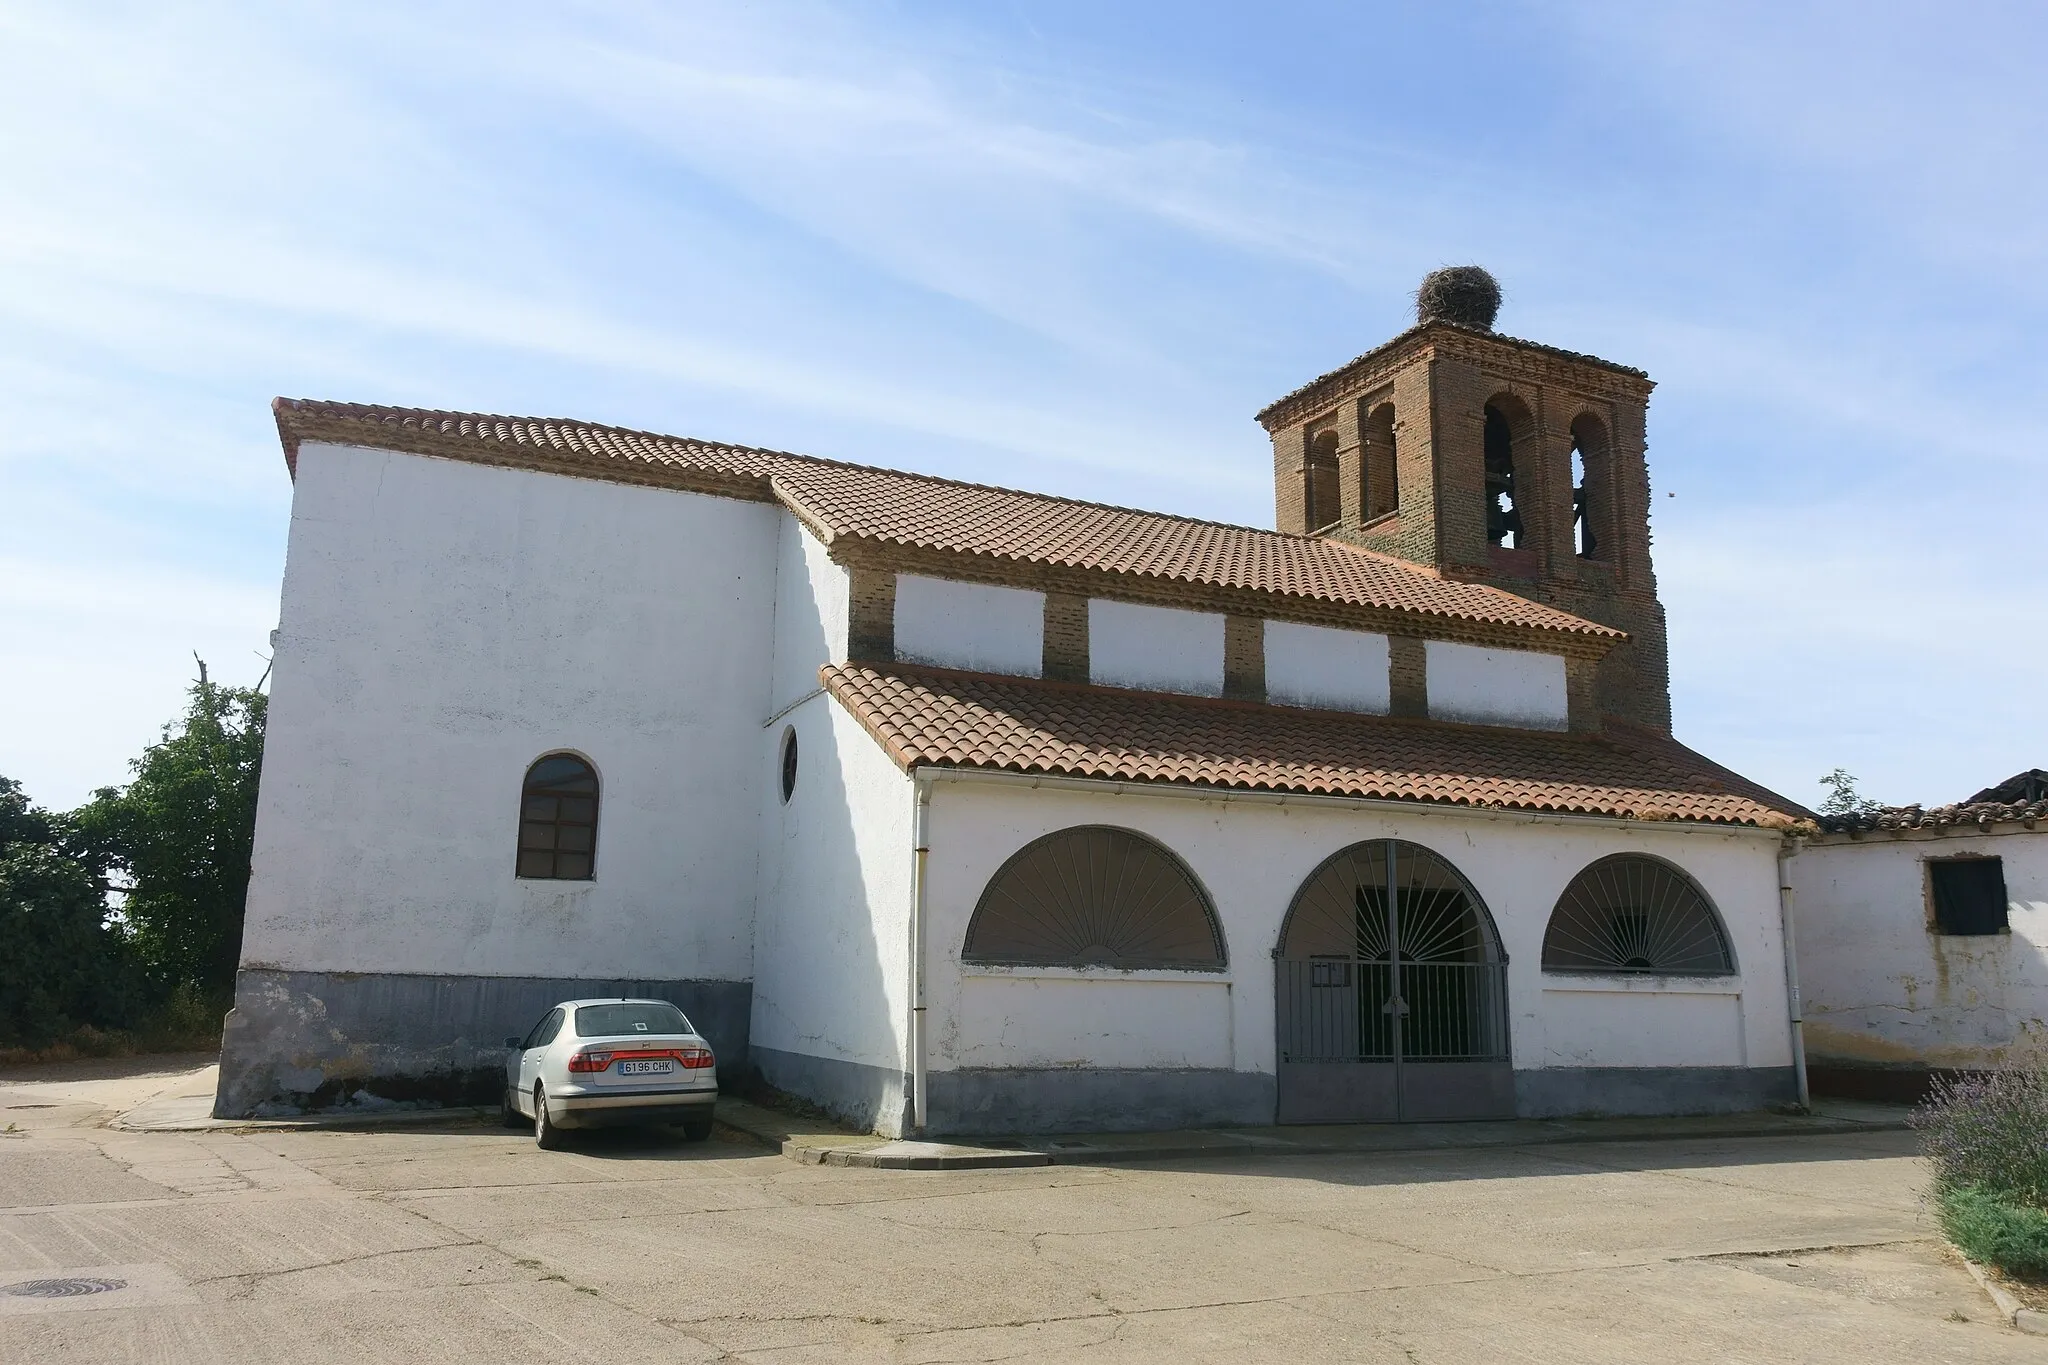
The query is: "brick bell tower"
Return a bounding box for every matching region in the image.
[1255,267,1671,732]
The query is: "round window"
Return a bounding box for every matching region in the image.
[779,726,798,804]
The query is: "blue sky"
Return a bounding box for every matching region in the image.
[3,1,2043,811]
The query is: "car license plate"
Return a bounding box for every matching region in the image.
[617,1059,675,1076]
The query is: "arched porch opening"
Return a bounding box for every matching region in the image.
[1274,839,1514,1123]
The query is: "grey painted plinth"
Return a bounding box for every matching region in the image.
[928,1067,1279,1137]
[751,1044,911,1137]
[723,1053,1802,1140]
[214,968,751,1117]
[1514,1066,1799,1118]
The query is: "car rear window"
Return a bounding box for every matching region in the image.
[574,1002,692,1038]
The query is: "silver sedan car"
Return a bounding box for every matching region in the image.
[502,998,718,1148]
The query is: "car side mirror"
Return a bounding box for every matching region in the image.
[504,1036,521,1050]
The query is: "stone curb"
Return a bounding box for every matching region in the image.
[781,1139,1051,1171]
[747,1112,1910,1172]
[1960,1254,2048,1336]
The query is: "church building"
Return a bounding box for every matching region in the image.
[216,270,1811,1134]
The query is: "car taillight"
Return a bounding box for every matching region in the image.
[566,1046,713,1072]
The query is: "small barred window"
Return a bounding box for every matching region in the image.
[517,754,599,880]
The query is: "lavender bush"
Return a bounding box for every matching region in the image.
[1910,1063,2048,1275]
[1911,1066,2048,1204]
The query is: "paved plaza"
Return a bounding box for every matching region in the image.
[0,1056,2029,1362]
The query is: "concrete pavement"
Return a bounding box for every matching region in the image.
[0,1054,2032,1362]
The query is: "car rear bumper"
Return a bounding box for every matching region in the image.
[550,1087,717,1128]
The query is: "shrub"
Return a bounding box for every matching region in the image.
[1911,1066,2048,1207]
[1939,1185,2048,1279]
[1912,1063,2048,1277]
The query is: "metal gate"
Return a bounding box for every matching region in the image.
[1275,840,1514,1123]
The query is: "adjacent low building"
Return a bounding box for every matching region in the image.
[1791,772,2048,1099]
[216,278,1813,1133]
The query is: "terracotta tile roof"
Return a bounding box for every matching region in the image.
[823,662,1808,829]
[272,398,789,484]
[769,461,1615,636]
[1811,771,2048,835]
[274,398,1618,642]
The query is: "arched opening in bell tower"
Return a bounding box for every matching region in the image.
[1304,428,1341,533]
[1482,402,1522,549]
[1363,402,1398,521]
[1570,412,1611,561]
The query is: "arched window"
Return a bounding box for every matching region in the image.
[1542,855,1733,974]
[964,826,1224,970]
[779,726,798,804]
[517,753,599,880]
[1304,428,1341,533]
[1569,413,1610,561]
[1483,401,1522,548]
[1363,402,1398,521]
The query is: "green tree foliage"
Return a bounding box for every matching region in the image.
[75,674,267,995]
[1817,767,1882,817]
[0,777,145,1046]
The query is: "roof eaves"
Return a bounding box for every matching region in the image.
[1254,321,1651,426]
[1815,799,2048,837]
[272,397,778,503]
[821,661,1800,829]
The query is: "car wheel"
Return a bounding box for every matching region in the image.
[501,1086,525,1129]
[534,1085,565,1150]
[680,1116,713,1143]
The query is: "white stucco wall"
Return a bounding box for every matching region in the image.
[920,780,1791,1081]
[1088,600,1224,697]
[893,574,1044,677]
[769,515,849,716]
[749,692,916,1083]
[1792,830,2048,1068]
[243,442,780,982]
[1265,621,1391,714]
[1425,641,1569,730]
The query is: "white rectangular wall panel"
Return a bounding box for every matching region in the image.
[1537,989,1746,1068]
[893,573,1044,678]
[1265,621,1391,713]
[1088,599,1225,696]
[953,976,1233,1069]
[1425,640,1569,730]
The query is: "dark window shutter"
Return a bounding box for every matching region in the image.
[1930,859,2008,936]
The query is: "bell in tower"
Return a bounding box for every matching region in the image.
[1254,268,1672,733]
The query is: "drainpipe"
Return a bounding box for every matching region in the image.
[1777,837,1810,1110]
[910,775,933,1135]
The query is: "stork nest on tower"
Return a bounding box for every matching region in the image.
[1416,266,1502,332]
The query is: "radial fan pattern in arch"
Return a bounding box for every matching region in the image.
[963,826,1224,970]
[1542,855,1733,975]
